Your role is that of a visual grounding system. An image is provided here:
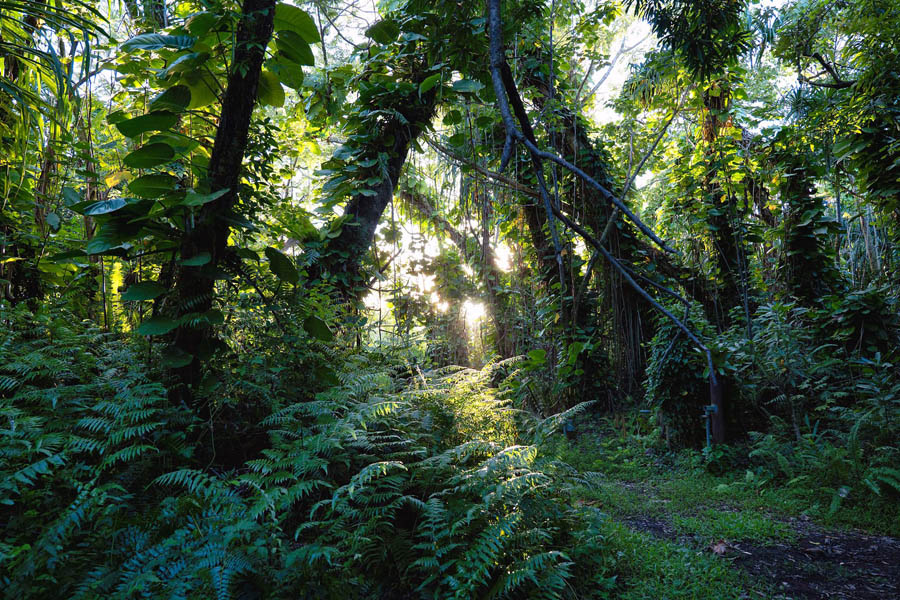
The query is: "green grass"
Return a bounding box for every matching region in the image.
[538,413,900,598]
[599,520,776,600]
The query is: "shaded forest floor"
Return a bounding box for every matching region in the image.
[542,418,900,599]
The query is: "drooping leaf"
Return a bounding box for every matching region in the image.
[274,4,320,43]
[62,186,81,206]
[183,188,229,207]
[452,79,483,93]
[366,19,400,44]
[136,316,180,336]
[179,252,211,266]
[160,345,193,368]
[129,174,179,198]
[266,56,305,90]
[45,212,61,232]
[303,315,333,341]
[121,281,167,301]
[76,198,128,216]
[257,70,286,107]
[419,73,442,96]
[122,33,196,52]
[115,111,178,138]
[183,71,219,109]
[123,143,175,169]
[275,30,315,66]
[265,246,298,284]
[149,85,192,112]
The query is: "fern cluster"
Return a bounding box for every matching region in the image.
[2,307,613,599]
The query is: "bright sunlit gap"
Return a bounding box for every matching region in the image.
[462,299,487,328]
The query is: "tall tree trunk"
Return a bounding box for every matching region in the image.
[169,0,275,392]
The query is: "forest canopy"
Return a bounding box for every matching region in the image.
[1,0,899,597]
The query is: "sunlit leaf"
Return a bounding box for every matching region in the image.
[258,70,286,107]
[274,4,320,43]
[122,33,196,52]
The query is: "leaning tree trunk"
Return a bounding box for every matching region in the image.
[169,0,275,393]
[314,83,438,300]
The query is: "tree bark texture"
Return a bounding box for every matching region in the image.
[170,0,276,388]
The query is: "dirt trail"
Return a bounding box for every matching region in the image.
[624,514,900,599]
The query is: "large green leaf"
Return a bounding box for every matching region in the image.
[183,188,229,207]
[160,344,193,368]
[179,252,211,266]
[275,31,314,66]
[366,19,400,44]
[45,212,61,232]
[129,174,178,198]
[274,4,320,43]
[116,111,178,138]
[76,198,128,216]
[121,281,167,301]
[137,316,180,336]
[123,143,175,169]
[265,246,298,284]
[452,79,483,93]
[418,73,442,96]
[149,85,191,112]
[122,33,196,52]
[258,70,285,107]
[122,142,175,169]
[266,56,305,90]
[184,71,218,109]
[303,315,333,341]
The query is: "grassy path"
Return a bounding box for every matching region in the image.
[540,421,900,599]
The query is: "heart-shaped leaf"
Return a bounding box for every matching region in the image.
[274,4,320,43]
[116,111,178,138]
[136,316,179,336]
[123,143,175,169]
[265,246,298,284]
[121,281,167,301]
[303,315,333,341]
[150,85,192,112]
[122,33,195,52]
[179,252,211,266]
[129,174,179,198]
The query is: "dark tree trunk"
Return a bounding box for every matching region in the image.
[169,0,276,391]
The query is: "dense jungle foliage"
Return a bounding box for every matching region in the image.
[2,0,899,597]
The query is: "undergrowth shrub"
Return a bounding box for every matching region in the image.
[2,307,614,599]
